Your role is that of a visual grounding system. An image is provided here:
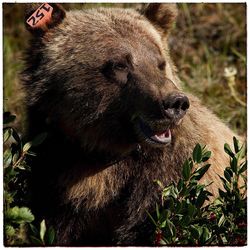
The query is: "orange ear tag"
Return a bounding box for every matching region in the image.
[26,3,53,29]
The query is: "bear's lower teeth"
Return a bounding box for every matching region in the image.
[150,129,171,144]
[137,118,172,145]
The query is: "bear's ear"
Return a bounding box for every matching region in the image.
[25,3,66,35]
[140,3,178,36]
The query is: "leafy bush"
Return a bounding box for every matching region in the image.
[3,112,55,246]
[3,112,246,246]
[148,138,247,246]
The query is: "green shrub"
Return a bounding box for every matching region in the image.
[3,112,246,246]
[3,111,55,246]
[148,138,247,246]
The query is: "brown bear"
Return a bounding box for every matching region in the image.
[22,3,237,246]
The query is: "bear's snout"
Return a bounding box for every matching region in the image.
[163,93,190,122]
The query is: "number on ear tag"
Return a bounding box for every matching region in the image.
[26,3,53,29]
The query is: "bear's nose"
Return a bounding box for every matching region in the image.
[163,93,190,120]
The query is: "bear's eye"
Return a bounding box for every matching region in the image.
[158,61,166,71]
[101,61,129,84]
[113,63,128,71]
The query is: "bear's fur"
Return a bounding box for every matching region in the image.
[22,3,237,246]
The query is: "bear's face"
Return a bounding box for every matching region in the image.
[25,4,189,154]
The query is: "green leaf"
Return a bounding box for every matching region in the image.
[179,184,188,197]
[167,196,175,211]
[218,189,227,199]
[224,143,234,158]
[196,191,208,208]
[230,156,238,173]
[12,152,19,165]
[11,128,21,145]
[154,179,164,189]
[224,169,232,182]
[29,235,43,245]
[182,159,191,181]
[17,164,27,170]
[32,132,47,147]
[40,220,47,243]
[162,185,177,199]
[23,142,32,153]
[180,215,191,226]
[213,198,223,206]
[27,151,37,157]
[218,214,225,227]
[233,136,240,153]
[5,225,15,237]
[23,133,47,153]
[165,219,176,237]
[177,179,184,191]
[225,167,233,177]
[189,225,200,239]
[201,227,211,243]
[4,128,12,143]
[193,144,202,163]
[155,203,161,221]
[3,149,12,168]
[45,226,55,245]
[5,206,35,224]
[160,219,167,228]
[194,164,211,181]
[4,191,14,206]
[187,203,197,218]
[159,238,167,245]
[17,207,35,223]
[29,223,39,236]
[219,176,231,192]
[188,158,194,170]
[238,162,247,174]
[161,210,169,222]
[235,143,246,161]
[176,201,183,214]
[4,167,17,184]
[202,150,211,162]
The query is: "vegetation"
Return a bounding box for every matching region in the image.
[4,112,246,246]
[171,3,246,134]
[4,112,54,246]
[149,139,247,246]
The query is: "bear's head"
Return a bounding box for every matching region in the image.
[23,3,190,155]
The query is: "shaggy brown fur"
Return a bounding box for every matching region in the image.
[22,3,237,246]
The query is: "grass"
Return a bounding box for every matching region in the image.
[3,3,246,135]
[170,3,246,134]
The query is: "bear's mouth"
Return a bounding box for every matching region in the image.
[134,117,172,146]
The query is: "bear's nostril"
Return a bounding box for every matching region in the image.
[164,95,189,110]
[180,96,190,111]
[172,100,180,109]
[163,94,190,119]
